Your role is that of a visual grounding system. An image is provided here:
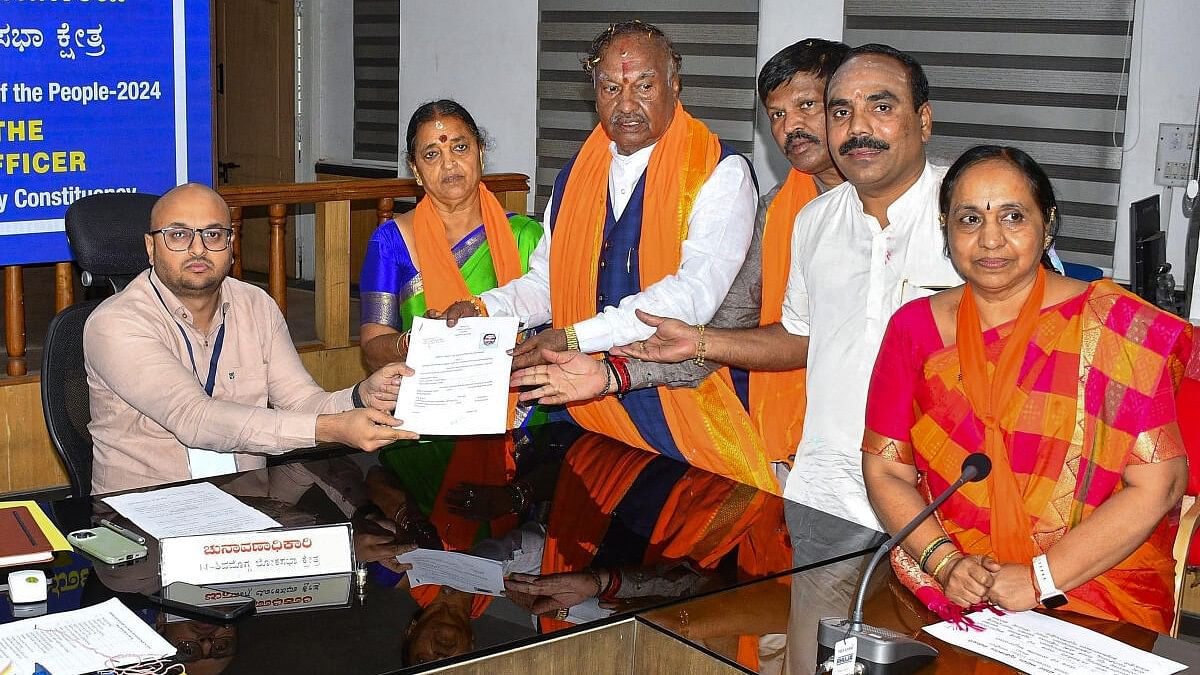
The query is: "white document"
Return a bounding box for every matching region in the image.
[0,598,175,675]
[923,610,1187,675]
[393,316,519,435]
[396,548,506,596]
[102,482,281,539]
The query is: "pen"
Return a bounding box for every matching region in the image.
[99,519,146,545]
[32,663,52,675]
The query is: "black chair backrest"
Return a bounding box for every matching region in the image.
[65,192,159,292]
[41,298,103,498]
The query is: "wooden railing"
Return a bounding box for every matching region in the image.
[0,173,530,495]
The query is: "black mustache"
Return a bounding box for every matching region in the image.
[839,136,890,155]
[785,129,821,147]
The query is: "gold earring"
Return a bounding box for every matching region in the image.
[1044,235,1052,250]
[1048,206,1057,222]
[938,213,946,226]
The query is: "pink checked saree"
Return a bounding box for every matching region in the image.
[863,280,1194,633]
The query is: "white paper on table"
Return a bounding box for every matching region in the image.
[102,482,281,539]
[396,548,506,596]
[393,316,519,435]
[922,610,1187,675]
[0,598,175,675]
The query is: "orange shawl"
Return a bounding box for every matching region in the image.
[412,182,522,312]
[749,169,819,463]
[548,102,775,492]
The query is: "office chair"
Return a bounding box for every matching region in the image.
[40,193,159,497]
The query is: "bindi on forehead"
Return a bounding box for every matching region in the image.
[439,134,448,143]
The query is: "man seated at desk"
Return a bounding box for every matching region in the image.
[84,183,417,494]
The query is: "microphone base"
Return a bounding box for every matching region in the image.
[816,617,937,675]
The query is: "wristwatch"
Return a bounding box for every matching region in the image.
[1032,554,1068,609]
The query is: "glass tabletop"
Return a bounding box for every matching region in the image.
[2,423,880,674]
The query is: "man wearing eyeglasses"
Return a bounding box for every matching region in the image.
[84,183,419,494]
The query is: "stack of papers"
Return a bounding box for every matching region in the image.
[923,610,1186,675]
[102,482,281,539]
[0,598,175,674]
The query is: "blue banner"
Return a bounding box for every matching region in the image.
[0,0,212,265]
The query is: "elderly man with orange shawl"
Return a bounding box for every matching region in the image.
[510,38,853,475]
[438,21,770,490]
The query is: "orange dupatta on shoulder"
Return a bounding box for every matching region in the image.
[956,267,1046,563]
[412,182,522,312]
[413,184,523,541]
[749,169,819,462]
[548,102,775,492]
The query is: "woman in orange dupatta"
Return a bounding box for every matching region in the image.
[861,146,1192,634]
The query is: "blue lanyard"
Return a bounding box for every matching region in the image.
[150,277,226,396]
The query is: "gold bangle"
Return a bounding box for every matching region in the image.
[692,324,707,367]
[931,550,962,581]
[920,536,952,573]
[564,325,580,352]
[467,296,488,317]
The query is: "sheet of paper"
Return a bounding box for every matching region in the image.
[923,610,1186,675]
[0,598,175,675]
[393,316,519,435]
[102,482,281,539]
[396,548,506,596]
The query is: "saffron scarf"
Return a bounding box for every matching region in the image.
[548,102,775,492]
[956,266,1046,564]
[412,182,522,312]
[749,169,819,462]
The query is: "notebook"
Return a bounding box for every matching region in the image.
[0,505,54,567]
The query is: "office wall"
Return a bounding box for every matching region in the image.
[1114,0,1200,285]
[306,0,355,171]
[398,0,539,203]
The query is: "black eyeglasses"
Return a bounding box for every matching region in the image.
[150,227,235,252]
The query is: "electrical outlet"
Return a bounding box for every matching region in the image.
[1155,123,1196,187]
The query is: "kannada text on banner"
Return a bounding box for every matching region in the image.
[0,0,211,265]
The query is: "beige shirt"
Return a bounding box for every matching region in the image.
[84,269,354,494]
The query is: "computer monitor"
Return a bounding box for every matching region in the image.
[1129,195,1161,300]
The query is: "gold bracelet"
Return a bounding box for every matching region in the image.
[692,324,707,367]
[931,549,962,582]
[394,331,410,356]
[564,325,580,351]
[467,296,488,317]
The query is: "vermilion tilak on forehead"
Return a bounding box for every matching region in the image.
[439,134,447,143]
[621,51,631,78]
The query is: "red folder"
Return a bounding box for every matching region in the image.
[0,505,54,567]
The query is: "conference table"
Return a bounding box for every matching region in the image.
[3,423,1197,674]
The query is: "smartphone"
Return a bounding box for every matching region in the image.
[67,526,148,564]
[145,582,256,622]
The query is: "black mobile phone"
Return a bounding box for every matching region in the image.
[144,582,256,622]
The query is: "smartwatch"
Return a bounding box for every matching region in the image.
[1032,554,1068,609]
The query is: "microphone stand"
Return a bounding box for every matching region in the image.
[815,456,989,675]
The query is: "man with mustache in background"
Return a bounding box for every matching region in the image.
[621,43,963,531]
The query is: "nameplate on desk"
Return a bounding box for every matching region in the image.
[159,523,353,585]
[163,573,353,622]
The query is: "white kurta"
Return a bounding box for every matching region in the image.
[480,139,757,354]
[781,162,962,531]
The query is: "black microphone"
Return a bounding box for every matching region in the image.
[816,453,992,675]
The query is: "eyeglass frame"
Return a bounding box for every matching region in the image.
[149,226,236,252]
[174,635,237,662]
